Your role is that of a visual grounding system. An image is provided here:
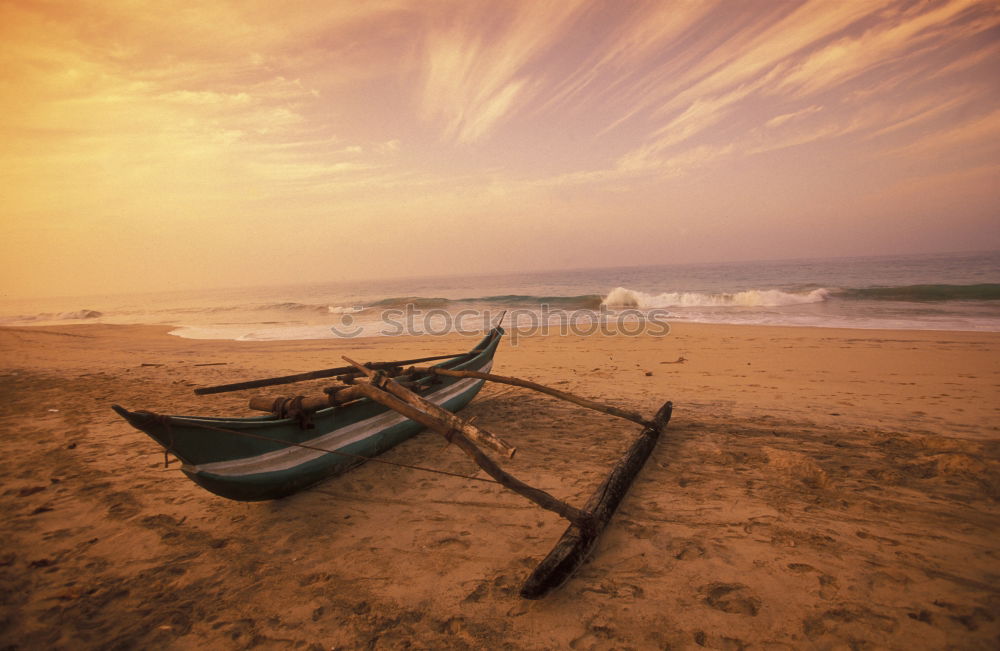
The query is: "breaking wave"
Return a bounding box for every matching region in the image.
[369,296,453,310]
[0,309,104,323]
[601,287,830,308]
[57,309,103,319]
[257,302,331,313]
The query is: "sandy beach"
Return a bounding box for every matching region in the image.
[0,322,998,649]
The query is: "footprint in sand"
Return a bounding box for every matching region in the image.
[668,540,705,560]
[786,563,839,599]
[700,583,761,616]
[803,606,897,640]
[425,534,471,550]
[103,491,142,519]
[931,600,995,632]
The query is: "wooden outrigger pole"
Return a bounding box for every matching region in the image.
[341,356,673,599]
[343,357,586,525]
[193,351,476,395]
[522,401,672,599]
[414,366,652,427]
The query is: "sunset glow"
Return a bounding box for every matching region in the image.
[1,0,998,298]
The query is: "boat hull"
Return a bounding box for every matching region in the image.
[113,328,503,501]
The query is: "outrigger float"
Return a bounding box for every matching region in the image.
[112,321,672,598]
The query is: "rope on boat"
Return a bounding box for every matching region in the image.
[150,413,177,468]
[159,415,501,485]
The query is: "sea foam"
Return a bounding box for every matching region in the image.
[602,287,830,308]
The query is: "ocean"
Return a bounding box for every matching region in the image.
[2,251,998,341]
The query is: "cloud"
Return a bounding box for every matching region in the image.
[773,0,989,98]
[418,2,585,143]
[533,1,721,118]
[882,107,1000,158]
[560,0,999,180]
[766,105,824,129]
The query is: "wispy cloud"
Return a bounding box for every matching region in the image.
[555,0,1000,181]
[773,0,987,98]
[766,105,824,130]
[882,107,1000,158]
[418,2,585,143]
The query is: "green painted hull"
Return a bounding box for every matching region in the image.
[113,328,503,501]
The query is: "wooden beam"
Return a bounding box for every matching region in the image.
[520,401,673,599]
[343,356,516,458]
[348,379,589,526]
[417,367,651,427]
[192,352,473,395]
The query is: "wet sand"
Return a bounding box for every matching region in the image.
[0,323,998,649]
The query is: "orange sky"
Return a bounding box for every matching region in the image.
[1,0,998,298]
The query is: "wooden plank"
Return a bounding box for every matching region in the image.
[417,367,651,427]
[519,401,673,599]
[192,352,472,395]
[343,356,517,459]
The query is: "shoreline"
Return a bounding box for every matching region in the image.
[0,322,997,648]
[6,316,1000,340]
[164,319,1000,342]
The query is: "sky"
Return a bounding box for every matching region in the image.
[1,0,998,298]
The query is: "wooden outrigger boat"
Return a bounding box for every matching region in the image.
[113,327,504,502]
[112,321,673,598]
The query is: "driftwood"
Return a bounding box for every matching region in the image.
[343,356,516,459]
[520,401,673,599]
[416,367,651,427]
[192,351,474,395]
[349,379,589,526]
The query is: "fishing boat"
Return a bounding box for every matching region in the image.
[113,320,674,598]
[113,326,504,501]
